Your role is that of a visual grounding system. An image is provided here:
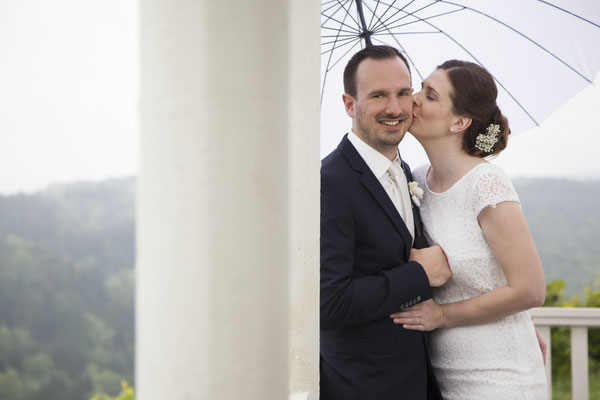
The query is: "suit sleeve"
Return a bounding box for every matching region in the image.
[320,172,433,330]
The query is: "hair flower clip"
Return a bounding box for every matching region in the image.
[408,181,424,207]
[475,124,500,153]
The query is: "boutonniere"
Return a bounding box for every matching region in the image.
[408,181,424,207]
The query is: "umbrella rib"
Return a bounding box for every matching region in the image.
[368,0,408,33]
[322,0,362,34]
[322,25,362,35]
[321,38,365,104]
[322,33,362,38]
[322,5,351,105]
[322,19,361,34]
[334,0,362,34]
[362,1,426,82]
[434,33,540,125]
[321,8,360,105]
[325,38,364,68]
[374,31,440,35]
[378,1,539,125]
[370,0,420,33]
[536,0,600,29]
[322,36,361,48]
[367,0,383,32]
[371,36,424,83]
[372,7,464,34]
[371,0,437,35]
[322,17,362,34]
[322,0,351,15]
[439,0,594,83]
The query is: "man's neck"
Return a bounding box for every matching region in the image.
[351,129,399,161]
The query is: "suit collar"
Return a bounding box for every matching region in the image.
[347,130,395,179]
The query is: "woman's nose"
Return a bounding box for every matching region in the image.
[412,92,421,106]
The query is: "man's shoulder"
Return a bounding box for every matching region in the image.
[322,147,342,167]
[321,147,353,177]
[322,135,358,170]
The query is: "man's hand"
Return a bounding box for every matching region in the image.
[410,245,451,287]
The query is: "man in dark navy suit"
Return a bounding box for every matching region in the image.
[320,45,452,399]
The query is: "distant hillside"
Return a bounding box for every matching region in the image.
[0,178,135,273]
[514,178,600,295]
[2,175,597,296]
[0,178,135,400]
[1,175,597,295]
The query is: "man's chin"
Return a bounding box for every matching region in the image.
[380,131,407,146]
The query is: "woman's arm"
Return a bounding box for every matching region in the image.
[391,201,545,330]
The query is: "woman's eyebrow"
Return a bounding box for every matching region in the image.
[421,81,439,96]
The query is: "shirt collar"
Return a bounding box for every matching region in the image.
[348,130,401,179]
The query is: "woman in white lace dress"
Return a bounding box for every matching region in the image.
[390,60,547,399]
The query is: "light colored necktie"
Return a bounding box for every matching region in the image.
[387,160,408,222]
[386,160,415,240]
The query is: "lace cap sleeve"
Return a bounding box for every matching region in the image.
[472,167,520,216]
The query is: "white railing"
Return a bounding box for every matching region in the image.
[532,307,600,400]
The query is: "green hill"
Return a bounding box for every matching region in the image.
[514,178,600,295]
[0,178,134,399]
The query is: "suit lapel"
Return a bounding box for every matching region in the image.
[339,136,413,257]
[402,160,428,249]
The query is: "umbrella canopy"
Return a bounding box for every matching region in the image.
[321,0,600,151]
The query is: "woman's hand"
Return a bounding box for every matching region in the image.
[390,299,446,331]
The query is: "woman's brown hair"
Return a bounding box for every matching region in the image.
[438,60,510,157]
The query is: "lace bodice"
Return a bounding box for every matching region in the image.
[412,162,546,400]
[413,162,519,301]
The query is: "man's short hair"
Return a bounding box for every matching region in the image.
[343,45,411,98]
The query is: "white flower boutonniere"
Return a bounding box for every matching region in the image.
[408,181,424,207]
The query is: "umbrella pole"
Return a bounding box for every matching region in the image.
[355,0,373,47]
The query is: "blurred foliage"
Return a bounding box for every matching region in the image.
[0,178,134,399]
[544,277,600,400]
[90,381,134,400]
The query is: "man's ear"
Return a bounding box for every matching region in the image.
[451,115,472,134]
[342,93,356,118]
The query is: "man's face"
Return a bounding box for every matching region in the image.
[343,57,413,159]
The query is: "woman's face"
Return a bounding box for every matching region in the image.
[410,68,459,139]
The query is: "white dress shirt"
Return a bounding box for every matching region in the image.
[348,131,415,241]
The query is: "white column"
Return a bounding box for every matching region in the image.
[287,1,320,399]
[136,1,317,399]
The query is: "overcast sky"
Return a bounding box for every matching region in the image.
[0,0,138,195]
[1,1,599,195]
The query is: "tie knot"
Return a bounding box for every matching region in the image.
[387,160,404,179]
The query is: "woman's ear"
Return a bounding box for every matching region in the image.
[451,115,472,134]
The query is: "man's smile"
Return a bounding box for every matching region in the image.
[377,115,409,128]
